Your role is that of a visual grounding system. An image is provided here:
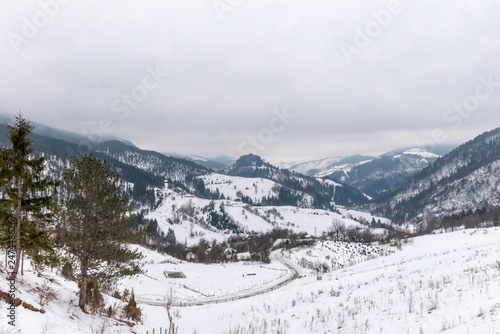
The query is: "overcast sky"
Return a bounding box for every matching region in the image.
[1,0,499,162]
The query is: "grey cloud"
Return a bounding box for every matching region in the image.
[0,0,499,161]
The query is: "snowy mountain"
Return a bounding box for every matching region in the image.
[3,115,499,234]
[326,148,440,199]
[281,154,374,177]
[0,114,136,148]
[223,154,369,208]
[372,128,500,225]
[280,149,440,199]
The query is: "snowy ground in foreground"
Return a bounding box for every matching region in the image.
[136,228,500,334]
[2,228,500,333]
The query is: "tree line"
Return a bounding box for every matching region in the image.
[425,206,500,232]
[161,227,313,264]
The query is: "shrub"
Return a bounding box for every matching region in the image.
[123,289,142,322]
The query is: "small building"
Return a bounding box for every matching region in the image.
[224,247,237,260]
[186,252,197,261]
[164,271,186,279]
[236,252,251,261]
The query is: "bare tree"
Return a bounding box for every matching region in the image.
[89,319,110,334]
[165,288,179,334]
[36,280,57,306]
[39,319,57,334]
[329,219,346,241]
[362,228,375,244]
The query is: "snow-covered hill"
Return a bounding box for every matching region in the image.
[223,154,369,208]
[326,148,440,198]
[277,149,440,199]
[145,180,385,247]
[137,227,500,333]
[4,227,500,333]
[200,173,282,204]
[276,155,374,178]
[373,128,500,225]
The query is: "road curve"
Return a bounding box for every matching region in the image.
[136,253,301,307]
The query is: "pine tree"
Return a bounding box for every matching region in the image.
[0,113,56,279]
[60,155,142,312]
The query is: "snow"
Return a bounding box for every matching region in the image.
[223,204,272,232]
[426,159,500,217]
[123,246,290,306]
[3,228,500,333]
[146,191,229,246]
[338,207,392,226]
[144,183,386,245]
[240,206,364,236]
[391,155,500,223]
[134,227,500,334]
[273,157,375,178]
[283,240,396,273]
[403,148,440,159]
[200,173,279,203]
[318,178,342,188]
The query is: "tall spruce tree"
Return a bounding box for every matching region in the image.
[60,155,142,312]
[0,113,55,278]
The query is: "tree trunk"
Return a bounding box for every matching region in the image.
[79,264,88,312]
[12,176,22,278]
[167,306,176,334]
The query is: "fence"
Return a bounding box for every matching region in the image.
[145,328,166,334]
[145,327,179,334]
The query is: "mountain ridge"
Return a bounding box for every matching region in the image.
[370,127,500,225]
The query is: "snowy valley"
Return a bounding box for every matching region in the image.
[3,226,500,333]
[1,119,500,334]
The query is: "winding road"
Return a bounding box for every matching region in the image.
[136,253,302,307]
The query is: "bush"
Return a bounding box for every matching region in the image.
[61,262,74,280]
[123,290,141,322]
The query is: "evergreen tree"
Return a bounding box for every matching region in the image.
[165,228,176,245]
[0,113,56,278]
[60,155,142,312]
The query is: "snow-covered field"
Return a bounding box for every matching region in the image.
[2,228,500,333]
[283,240,396,274]
[121,246,292,306]
[136,228,500,334]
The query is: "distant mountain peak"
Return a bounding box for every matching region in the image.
[234,154,266,168]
